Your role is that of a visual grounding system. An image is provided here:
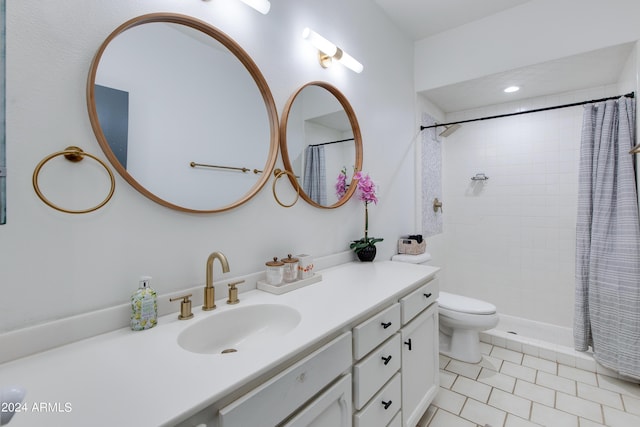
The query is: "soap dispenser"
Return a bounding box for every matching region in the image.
[131,276,158,331]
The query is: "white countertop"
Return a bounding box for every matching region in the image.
[0,261,439,426]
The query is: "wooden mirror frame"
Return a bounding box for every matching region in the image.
[86,13,279,213]
[279,81,363,209]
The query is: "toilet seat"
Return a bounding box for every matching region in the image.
[438,291,496,315]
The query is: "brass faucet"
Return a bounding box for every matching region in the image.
[203,251,230,311]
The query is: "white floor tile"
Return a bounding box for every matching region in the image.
[460,398,507,427]
[446,359,482,380]
[514,379,555,407]
[555,391,603,423]
[439,354,451,369]
[491,346,524,364]
[602,405,640,427]
[578,418,607,427]
[452,375,491,403]
[530,402,578,427]
[439,369,457,389]
[478,367,516,393]
[504,413,543,427]
[522,354,557,374]
[557,364,597,386]
[479,354,503,372]
[536,370,576,395]
[428,341,640,427]
[488,388,531,419]
[428,408,476,427]
[577,382,623,410]
[622,394,640,416]
[501,360,537,382]
[432,387,466,415]
[597,374,640,399]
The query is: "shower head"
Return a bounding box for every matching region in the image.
[439,123,461,137]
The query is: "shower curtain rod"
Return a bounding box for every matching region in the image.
[309,137,354,147]
[420,92,635,131]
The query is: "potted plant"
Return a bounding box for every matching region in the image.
[337,169,383,261]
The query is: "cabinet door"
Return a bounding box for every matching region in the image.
[400,303,439,427]
[282,374,352,427]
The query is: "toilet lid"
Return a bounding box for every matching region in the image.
[438,292,496,315]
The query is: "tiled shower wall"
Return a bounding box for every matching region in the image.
[439,85,621,328]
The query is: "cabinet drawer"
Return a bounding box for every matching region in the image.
[353,334,400,410]
[219,332,352,427]
[354,373,401,427]
[353,303,400,360]
[387,410,402,427]
[400,277,438,325]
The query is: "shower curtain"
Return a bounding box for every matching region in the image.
[574,96,640,380]
[303,145,327,205]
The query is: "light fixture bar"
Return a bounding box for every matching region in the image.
[302,27,363,73]
[202,0,271,15]
[239,0,271,14]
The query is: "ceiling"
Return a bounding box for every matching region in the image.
[372,0,635,113]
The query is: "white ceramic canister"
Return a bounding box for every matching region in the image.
[296,254,314,279]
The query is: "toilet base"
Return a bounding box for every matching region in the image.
[439,327,483,364]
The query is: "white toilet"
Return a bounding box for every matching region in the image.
[392,252,498,363]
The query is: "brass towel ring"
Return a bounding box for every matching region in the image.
[33,146,116,214]
[272,168,300,208]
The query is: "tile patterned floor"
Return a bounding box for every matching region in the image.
[419,342,640,427]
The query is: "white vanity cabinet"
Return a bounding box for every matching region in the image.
[218,332,352,427]
[351,276,439,427]
[399,279,439,427]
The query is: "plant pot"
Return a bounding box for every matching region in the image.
[356,245,377,262]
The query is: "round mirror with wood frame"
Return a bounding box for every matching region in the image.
[279,82,363,209]
[86,13,279,213]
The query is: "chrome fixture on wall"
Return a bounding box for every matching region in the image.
[302,28,363,73]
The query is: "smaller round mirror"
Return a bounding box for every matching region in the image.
[279,82,363,208]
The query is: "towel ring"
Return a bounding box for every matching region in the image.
[33,146,116,214]
[272,168,300,208]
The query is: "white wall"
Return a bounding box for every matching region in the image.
[1,0,415,333]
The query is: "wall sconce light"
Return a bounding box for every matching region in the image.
[302,28,363,73]
[202,0,271,15]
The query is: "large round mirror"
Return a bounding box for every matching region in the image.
[87,13,279,213]
[280,82,363,209]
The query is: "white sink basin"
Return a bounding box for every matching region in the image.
[177,304,302,354]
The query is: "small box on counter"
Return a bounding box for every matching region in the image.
[397,237,426,255]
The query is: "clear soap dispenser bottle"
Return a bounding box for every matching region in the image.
[131,276,158,331]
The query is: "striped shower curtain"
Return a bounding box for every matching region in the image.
[574,96,640,380]
[303,145,327,205]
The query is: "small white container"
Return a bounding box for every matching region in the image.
[265,257,284,285]
[297,254,314,280]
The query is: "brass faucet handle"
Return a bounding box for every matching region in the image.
[169,294,194,320]
[227,280,245,305]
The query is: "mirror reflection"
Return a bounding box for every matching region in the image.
[87,14,278,212]
[280,82,362,208]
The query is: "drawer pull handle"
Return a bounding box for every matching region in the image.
[381,321,392,329]
[381,400,393,410]
[424,292,432,298]
[404,338,412,351]
[381,355,392,365]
